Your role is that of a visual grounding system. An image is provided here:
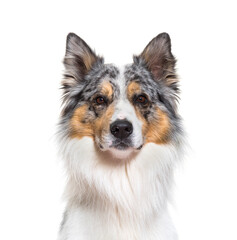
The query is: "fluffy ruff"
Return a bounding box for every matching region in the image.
[57,136,183,240]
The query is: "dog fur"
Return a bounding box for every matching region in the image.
[57,32,184,240]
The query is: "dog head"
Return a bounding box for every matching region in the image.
[60,33,181,159]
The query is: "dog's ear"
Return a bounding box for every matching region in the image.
[63,33,103,86]
[137,33,178,90]
[61,33,103,117]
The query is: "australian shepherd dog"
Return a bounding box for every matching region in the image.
[57,32,184,240]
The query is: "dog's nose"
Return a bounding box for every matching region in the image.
[110,120,133,139]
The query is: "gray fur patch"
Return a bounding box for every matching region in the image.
[124,60,178,119]
[124,60,183,142]
[61,64,120,120]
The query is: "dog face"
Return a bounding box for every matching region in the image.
[60,33,181,158]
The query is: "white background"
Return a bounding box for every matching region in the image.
[0,0,237,239]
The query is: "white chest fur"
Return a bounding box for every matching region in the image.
[57,137,181,240]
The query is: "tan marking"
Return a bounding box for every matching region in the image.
[70,101,115,143]
[127,81,141,99]
[146,108,170,144]
[61,77,77,88]
[93,105,114,138]
[135,106,170,145]
[101,81,113,98]
[70,105,93,139]
[83,53,96,72]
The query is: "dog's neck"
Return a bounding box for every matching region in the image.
[60,137,181,217]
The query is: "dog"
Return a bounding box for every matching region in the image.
[57,32,184,240]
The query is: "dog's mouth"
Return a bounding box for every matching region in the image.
[97,139,143,159]
[110,139,133,150]
[110,140,143,151]
[97,137,143,156]
[113,142,130,150]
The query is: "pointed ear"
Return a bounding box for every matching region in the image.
[138,33,177,87]
[63,33,103,85]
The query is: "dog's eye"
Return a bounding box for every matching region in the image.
[135,95,148,105]
[95,96,106,105]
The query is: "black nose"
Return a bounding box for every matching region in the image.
[110,120,133,139]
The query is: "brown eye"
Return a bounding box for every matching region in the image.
[96,96,106,105]
[136,95,148,104]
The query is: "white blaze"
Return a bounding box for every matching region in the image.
[111,66,143,149]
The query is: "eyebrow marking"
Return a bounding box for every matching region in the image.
[100,81,113,98]
[127,81,141,99]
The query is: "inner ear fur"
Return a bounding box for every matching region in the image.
[63,33,103,85]
[139,33,178,88]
